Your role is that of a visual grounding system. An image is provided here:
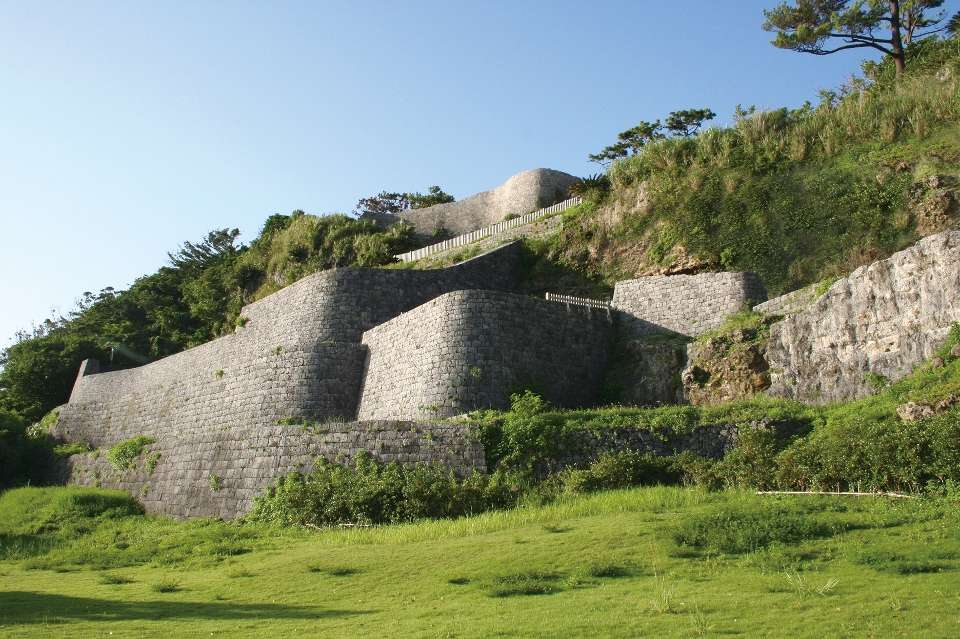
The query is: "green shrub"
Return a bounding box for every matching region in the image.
[107,436,156,471]
[672,501,839,554]
[248,452,525,527]
[52,442,92,457]
[0,409,56,488]
[560,450,681,494]
[486,571,563,597]
[151,579,181,593]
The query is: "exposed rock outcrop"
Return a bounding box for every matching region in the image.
[767,229,960,403]
[682,327,772,406]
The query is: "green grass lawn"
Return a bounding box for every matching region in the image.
[1,486,959,638]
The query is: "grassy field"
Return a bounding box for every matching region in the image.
[1,486,958,638]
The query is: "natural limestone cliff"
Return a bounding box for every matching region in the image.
[766,229,960,403]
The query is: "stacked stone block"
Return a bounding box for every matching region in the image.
[612,272,767,338]
[62,421,484,520]
[358,290,612,419]
[399,168,580,236]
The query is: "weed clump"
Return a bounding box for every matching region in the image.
[672,500,839,554]
[486,571,563,597]
[107,436,156,471]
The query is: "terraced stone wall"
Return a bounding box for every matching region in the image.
[357,290,613,419]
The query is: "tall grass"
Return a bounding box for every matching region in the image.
[610,50,960,187]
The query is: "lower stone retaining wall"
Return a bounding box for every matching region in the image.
[59,420,484,520]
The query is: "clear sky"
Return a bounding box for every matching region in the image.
[2,0,957,346]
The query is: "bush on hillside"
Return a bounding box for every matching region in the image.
[0,409,55,489]
[671,500,840,554]
[560,450,681,494]
[247,453,525,527]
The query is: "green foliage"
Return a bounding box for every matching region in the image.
[588,108,716,165]
[167,228,241,271]
[559,40,960,295]
[486,571,562,597]
[107,436,156,471]
[762,1,949,72]
[354,185,454,218]
[248,452,524,527]
[0,486,266,570]
[0,487,143,559]
[150,579,181,593]
[3,486,960,636]
[568,173,612,199]
[0,409,55,488]
[408,186,455,209]
[671,499,838,554]
[52,442,92,457]
[695,310,772,346]
[560,451,681,494]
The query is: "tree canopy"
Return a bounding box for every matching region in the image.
[353,186,455,218]
[588,109,716,165]
[763,0,954,74]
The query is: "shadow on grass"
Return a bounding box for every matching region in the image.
[0,591,374,625]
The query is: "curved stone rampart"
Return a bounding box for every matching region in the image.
[239,241,522,343]
[399,168,579,236]
[357,290,612,419]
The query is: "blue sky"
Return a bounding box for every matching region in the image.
[2,0,957,345]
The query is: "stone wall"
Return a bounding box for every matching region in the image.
[753,283,822,318]
[602,335,688,406]
[58,420,484,520]
[767,230,960,403]
[612,272,767,338]
[60,343,368,448]
[357,290,613,419]
[58,242,524,439]
[239,241,523,344]
[399,169,579,236]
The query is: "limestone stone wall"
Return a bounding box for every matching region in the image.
[357,290,613,419]
[59,420,484,520]
[58,242,523,436]
[767,230,960,403]
[612,272,767,338]
[753,284,822,318]
[60,343,368,448]
[399,169,579,236]
[238,241,523,344]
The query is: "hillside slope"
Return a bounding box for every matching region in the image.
[542,39,960,297]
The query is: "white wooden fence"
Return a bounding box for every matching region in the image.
[394,196,583,263]
[544,292,612,311]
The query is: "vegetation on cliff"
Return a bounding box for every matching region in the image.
[545,37,960,295]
